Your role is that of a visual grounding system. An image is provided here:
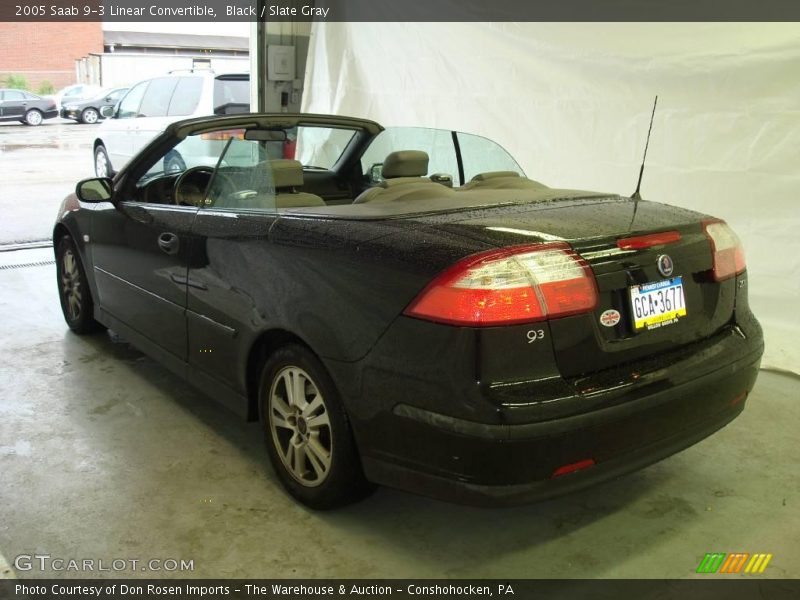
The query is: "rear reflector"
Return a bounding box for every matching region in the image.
[617,230,681,250]
[730,391,748,406]
[703,220,746,281]
[551,459,596,479]
[404,242,598,326]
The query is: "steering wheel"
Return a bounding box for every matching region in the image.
[174,167,234,207]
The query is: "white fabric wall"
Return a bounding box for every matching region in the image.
[302,23,800,373]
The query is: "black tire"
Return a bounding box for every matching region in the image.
[94,144,112,178]
[80,107,99,124]
[259,344,374,509]
[24,109,43,126]
[56,235,104,334]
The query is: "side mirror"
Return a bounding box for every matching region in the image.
[76,177,113,203]
[100,105,115,118]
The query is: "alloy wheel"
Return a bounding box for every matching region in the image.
[61,249,82,320]
[26,110,42,126]
[268,366,332,487]
[83,108,98,124]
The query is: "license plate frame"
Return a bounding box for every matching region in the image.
[629,276,687,331]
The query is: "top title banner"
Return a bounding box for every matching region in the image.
[3,0,800,22]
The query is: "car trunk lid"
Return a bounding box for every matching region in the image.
[422,195,736,377]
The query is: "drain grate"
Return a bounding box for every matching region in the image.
[0,260,56,270]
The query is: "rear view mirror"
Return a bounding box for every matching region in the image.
[76,177,113,203]
[100,105,115,118]
[245,129,287,142]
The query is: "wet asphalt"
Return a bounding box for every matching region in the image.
[0,119,97,245]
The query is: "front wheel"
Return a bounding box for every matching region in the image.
[56,235,104,334]
[80,107,99,124]
[94,145,112,177]
[259,344,373,509]
[24,109,43,126]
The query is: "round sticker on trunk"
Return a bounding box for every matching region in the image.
[600,309,621,327]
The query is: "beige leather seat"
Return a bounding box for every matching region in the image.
[354,150,449,204]
[460,171,546,191]
[270,160,326,208]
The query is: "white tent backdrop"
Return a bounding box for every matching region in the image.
[302,23,800,374]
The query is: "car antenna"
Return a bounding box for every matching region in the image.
[631,95,658,200]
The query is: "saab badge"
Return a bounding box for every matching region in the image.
[657,254,674,277]
[599,309,621,327]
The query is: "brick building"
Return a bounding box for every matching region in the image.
[0,22,103,91]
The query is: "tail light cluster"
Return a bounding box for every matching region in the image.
[404,242,598,326]
[703,220,746,281]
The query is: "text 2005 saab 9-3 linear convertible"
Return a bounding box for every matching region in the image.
[54,113,763,509]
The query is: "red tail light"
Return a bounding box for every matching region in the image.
[404,242,598,326]
[703,220,746,281]
[617,230,681,250]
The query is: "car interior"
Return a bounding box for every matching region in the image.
[130,121,549,212]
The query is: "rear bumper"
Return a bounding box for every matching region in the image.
[363,352,760,506]
[352,324,763,506]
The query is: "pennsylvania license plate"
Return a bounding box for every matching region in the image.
[629,277,687,330]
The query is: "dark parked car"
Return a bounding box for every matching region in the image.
[0,89,58,125]
[53,113,763,509]
[61,87,129,124]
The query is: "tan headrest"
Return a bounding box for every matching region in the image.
[270,159,304,189]
[471,171,520,182]
[382,150,429,179]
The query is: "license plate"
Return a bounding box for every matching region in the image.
[629,277,686,330]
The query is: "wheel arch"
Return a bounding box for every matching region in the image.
[53,222,100,305]
[244,328,318,422]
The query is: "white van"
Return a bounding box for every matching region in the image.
[94,71,249,177]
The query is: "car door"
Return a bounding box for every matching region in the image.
[0,90,27,120]
[90,198,197,364]
[185,134,279,392]
[133,76,180,157]
[103,80,149,168]
[89,135,201,364]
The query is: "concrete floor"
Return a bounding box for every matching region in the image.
[0,121,96,245]
[0,248,798,579]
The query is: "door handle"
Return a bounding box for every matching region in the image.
[157,232,179,255]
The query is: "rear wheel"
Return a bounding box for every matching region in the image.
[56,235,104,334]
[24,109,43,126]
[80,107,99,124]
[94,145,111,177]
[259,344,373,509]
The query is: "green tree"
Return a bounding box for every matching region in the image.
[3,74,29,90]
[37,80,55,95]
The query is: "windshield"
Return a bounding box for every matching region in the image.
[361,127,524,186]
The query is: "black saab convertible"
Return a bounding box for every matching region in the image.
[54,113,763,508]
